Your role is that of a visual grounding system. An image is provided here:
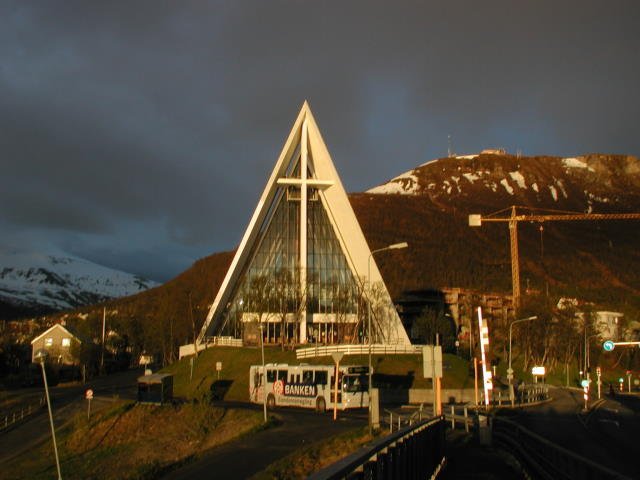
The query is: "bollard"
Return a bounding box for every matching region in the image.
[450,406,455,429]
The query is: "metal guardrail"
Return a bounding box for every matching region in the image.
[1,396,46,433]
[308,416,446,480]
[492,416,631,480]
[480,384,549,407]
[387,404,474,434]
[296,344,422,359]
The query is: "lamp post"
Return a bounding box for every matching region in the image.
[35,350,62,480]
[259,322,267,423]
[367,241,408,435]
[508,316,537,406]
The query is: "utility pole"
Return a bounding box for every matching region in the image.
[100,306,106,373]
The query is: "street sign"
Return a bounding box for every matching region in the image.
[423,345,443,379]
[216,361,222,371]
[86,389,94,420]
[603,340,615,351]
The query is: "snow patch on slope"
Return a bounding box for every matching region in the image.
[508,171,526,189]
[463,172,480,183]
[367,171,419,195]
[500,179,514,195]
[0,250,158,310]
[563,157,595,172]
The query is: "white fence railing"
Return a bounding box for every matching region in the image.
[1,396,45,432]
[179,336,244,358]
[296,344,422,359]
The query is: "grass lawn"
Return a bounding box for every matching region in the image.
[165,346,475,403]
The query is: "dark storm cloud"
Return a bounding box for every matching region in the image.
[1,1,639,281]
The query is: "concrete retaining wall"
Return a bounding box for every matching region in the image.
[380,388,476,405]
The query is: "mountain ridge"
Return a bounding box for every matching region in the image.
[0,250,158,318]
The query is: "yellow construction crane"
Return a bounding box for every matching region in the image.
[469,205,640,310]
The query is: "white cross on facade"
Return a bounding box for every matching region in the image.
[276,119,334,343]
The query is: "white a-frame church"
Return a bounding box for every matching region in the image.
[197,102,410,347]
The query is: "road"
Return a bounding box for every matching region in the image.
[498,386,640,478]
[162,404,367,479]
[0,368,142,465]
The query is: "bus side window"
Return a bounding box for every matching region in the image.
[315,371,328,386]
[254,372,260,387]
[267,370,276,383]
[278,370,287,381]
[302,370,313,385]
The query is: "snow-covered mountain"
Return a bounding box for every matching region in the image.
[367,152,640,212]
[0,250,158,313]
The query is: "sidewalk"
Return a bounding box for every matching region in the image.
[440,430,526,480]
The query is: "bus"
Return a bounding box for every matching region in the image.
[249,363,370,413]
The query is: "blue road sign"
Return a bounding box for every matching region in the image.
[603,340,615,352]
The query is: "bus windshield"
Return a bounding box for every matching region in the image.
[343,374,368,393]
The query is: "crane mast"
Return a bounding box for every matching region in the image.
[469,206,640,310]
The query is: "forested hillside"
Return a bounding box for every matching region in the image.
[16,153,640,366]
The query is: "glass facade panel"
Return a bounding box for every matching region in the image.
[218,178,361,343]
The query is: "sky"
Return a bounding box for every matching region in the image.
[1,1,639,282]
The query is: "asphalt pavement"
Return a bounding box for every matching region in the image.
[498,386,640,478]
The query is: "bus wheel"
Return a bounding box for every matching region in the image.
[316,397,326,413]
[266,394,276,410]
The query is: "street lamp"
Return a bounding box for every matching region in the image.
[367,241,408,435]
[508,316,537,405]
[35,350,63,480]
[259,322,267,423]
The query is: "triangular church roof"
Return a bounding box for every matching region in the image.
[198,102,410,345]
